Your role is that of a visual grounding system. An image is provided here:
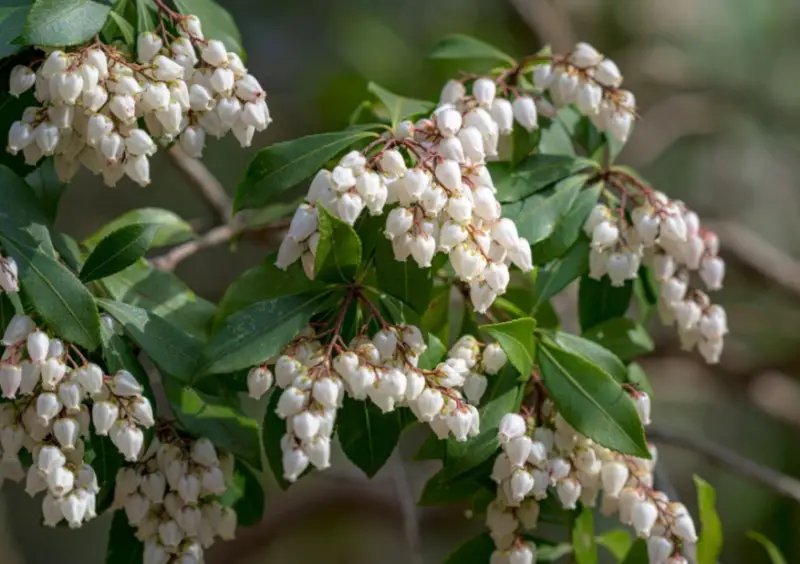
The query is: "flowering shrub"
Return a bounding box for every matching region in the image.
[0,2,780,563]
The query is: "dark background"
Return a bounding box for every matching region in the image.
[2,0,800,561]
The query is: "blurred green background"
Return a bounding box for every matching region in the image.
[4,0,800,562]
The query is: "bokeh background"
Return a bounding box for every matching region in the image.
[4,0,800,561]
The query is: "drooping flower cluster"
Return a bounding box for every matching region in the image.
[0,314,154,527]
[6,14,270,186]
[113,435,237,564]
[531,42,635,143]
[0,254,18,295]
[249,323,507,482]
[486,395,697,564]
[276,83,536,313]
[584,194,727,364]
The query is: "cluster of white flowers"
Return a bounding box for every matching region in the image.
[113,435,237,564]
[0,255,18,295]
[6,15,270,186]
[248,326,507,482]
[486,395,697,564]
[531,42,635,143]
[276,75,538,312]
[584,195,727,364]
[0,314,154,527]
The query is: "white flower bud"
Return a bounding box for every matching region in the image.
[511,96,538,131]
[179,125,206,158]
[176,505,202,536]
[700,256,725,291]
[557,477,582,509]
[481,343,507,375]
[435,159,462,192]
[159,519,184,548]
[631,499,658,537]
[9,65,35,97]
[53,417,80,450]
[111,370,143,397]
[498,413,526,444]
[594,59,623,88]
[152,55,184,81]
[7,121,33,154]
[592,220,619,249]
[434,106,462,138]
[177,472,201,504]
[509,469,535,502]
[60,491,88,528]
[137,32,163,64]
[36,391,61,424]
[189,437,218,467]
[235,74,264,102]
[647,536,674,564]
[490,98,513,134]
[125,155,151,186]
[456,126,485,163]
[282,446,309,482]
[77,363,104,395]
[114,423,144,461]
[276,387,308,419]
[372,329,399,359]
[247,366,273,399]
[576,81,603,115]
[600,461,629,497]
[38,445,66,474]
[40,358,66,390]
[92,401,118,435]
[125,129,156,157]
[0,364,21,399]
[440,79,466,104]
[217,96,242,129]
[336,192,364,225]
[548,457,571,484]
[139,471,165,504]
[201,39,229,67]
[210,67,235,94]
[472,78,496,107]
[46,465,75,497]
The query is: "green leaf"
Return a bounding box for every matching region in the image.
[597,529,633,561]
[97,298,202,383]
[418,332,446,370]
[572,508,597,564]
[314,205,361,283]
[105,510,144,564]
[511,126,541,166]
[747,531,787,564]
[367,82,434,127]
[549,330,627,383]
[89,433,123,515]
[79,223,159,282]
[442,533,496,564]
[263,389,292,489]
[100,321,155,403]
[578,275,633,332]
[234,130,377,212]
[85,208,194,249]
[135,0,156,32]
[0,233,101,350]
[337,397,411,477]
[429,34,514,64]
[101,260,214,340]
[626,362,653,396]
[218,461,264,526]
[540,108,581,156]
[694,475,723,564]
[165,380,262,469]
[174,0,241,55]
[502,174,587,246]
[106,9,134,45]
[583,317,654,361]
[481,317,536,378]
[25,159,64,223]
[439,370,521,480]
[201,293,324,376]
[373,233,433,315]
[0,0,31,58]
[537,339,648,457]
[22,0,111,46]
[620,539,648,564]
[532,183,600,263]
[420,285,450,346]
[213,254,321,327]
[0,164,56,257]
[490,155,592,203]
[532,238,589,313]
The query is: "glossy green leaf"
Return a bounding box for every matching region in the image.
[97,299,202,383]
[235,129,377,212]
[101,260,215,340]
[25,159,64,223]
[503,174,587,246]
[0,164,56,256]
[106,9,134,45]
[373,233,434,315]
[315,205,361,283]
[549,330,626,383]
[572,508,597,564]
[165,380,262,469]
[80,223,159,282]
[583,317,654,361]
[218,461,264,526]
[201,293,324,375]
[429,34,514,64]
[418,332,446,370]
[420,285,451,346]
[174,0,241,55]
[0,0,31,58]
[135,0,156,32]
[85,208,194,250]
[490,155,592,203]
[105,510,143,564]
[481,317,536,378]
[367,82,433,127]
[263,390,292,489]
[23,0,111,46]
[537,339,649,457]
[0,232,101,350]
[511,126,541,166]
[626,362,653,396]
[337,397,412,477]
[539,108,581,156]
[532,238,589,313]
[532,183,600,263]
[578,275,633,332]
[694,475,723,564]
[442,533,496,564]
[418,467,493,506]
[620,539,648,564]
[597,529,633,561]
[747,531,787,564]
